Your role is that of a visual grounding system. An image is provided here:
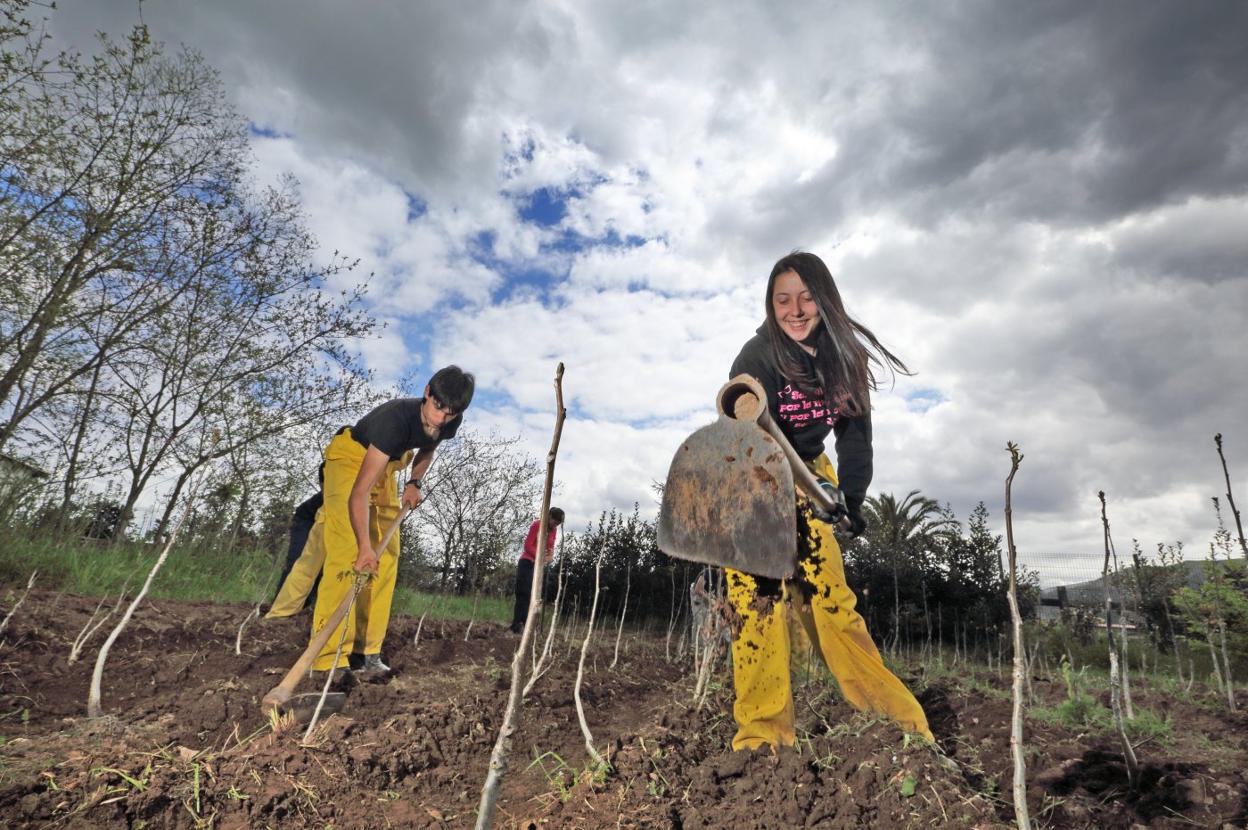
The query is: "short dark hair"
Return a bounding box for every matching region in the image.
[548,507,565,525]
[428,365,475,413]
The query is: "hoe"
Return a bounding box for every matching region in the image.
[261,509,409,724]
[657,374,847,580]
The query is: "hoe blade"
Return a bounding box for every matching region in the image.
[657,417,798,580]
[278,692,347,725]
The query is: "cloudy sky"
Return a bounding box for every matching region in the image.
[50,0,1248,582]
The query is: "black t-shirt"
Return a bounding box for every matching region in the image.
[350,398,462,460]
[730,328,873,513]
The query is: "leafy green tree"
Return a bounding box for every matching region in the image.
[857,490,953,648]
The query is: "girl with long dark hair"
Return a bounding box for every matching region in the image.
[726,251,932,750]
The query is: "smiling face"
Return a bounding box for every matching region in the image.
[771,269,820,344]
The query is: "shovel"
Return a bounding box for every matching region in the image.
[657,374,847,580]
[261,507,410,723]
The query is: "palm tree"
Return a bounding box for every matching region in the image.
[861,490,955,653]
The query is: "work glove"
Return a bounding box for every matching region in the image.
[845,507,867,539]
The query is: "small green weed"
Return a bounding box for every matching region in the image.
[528,750,576,803]
[1124,709,1172,744]
[1034,655,1107,729]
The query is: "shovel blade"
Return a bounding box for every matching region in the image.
[658,417,798,580]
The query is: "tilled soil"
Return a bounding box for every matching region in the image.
[0,589,1245,828]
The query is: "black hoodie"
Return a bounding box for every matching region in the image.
[729,328,872,516]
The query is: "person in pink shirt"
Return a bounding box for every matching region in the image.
[510,507,564,633]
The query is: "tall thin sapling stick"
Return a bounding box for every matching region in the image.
[1214,433,1247,557]
[302,572,370,742]
[88,450,217,718]
[1107,533,1134,719]
[475,363,566,830]
[610,565,630,670]
[574,541,608,765]
[69,580,130,664]
[1003,443,1032,830]
[1097,491,1139,786]
[1208,500,1237,711]
[525,552,566,696]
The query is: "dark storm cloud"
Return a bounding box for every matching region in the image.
[1110,200,1248,285]
[807,1,1248,229]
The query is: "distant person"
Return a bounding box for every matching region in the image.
[510,507,564,634]
[724,251,931,750]
[266,465,326,617]
[306,366,473,677]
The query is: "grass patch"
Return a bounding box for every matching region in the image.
[0,530,511,624]
[392,588,510,623]
[1032,695,1108,731]
[1123,708,1172,744]
[0,533,276,604]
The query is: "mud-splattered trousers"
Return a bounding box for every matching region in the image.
[287,429,411,671]
[726,454,933,750]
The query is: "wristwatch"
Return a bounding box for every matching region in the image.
[405,478,423,490]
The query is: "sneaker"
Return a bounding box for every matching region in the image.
[358,653,390,675]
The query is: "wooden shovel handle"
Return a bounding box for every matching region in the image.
[261,508,409,711]
[718,374,848,525]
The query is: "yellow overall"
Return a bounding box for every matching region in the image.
[306,429,410,671]
[726,454,933,750]
[265,514,326,619]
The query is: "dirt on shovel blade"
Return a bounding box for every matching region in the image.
[659,416,798,579]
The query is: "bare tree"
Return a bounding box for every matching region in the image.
[2,14,376,533]
[1,24,249,432]
[413,430,541,593]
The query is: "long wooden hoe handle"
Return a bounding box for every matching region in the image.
[261,508,410,712]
